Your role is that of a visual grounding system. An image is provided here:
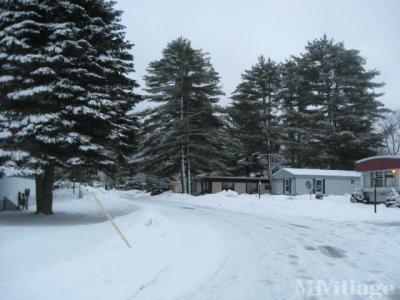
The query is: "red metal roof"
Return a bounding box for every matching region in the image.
[355,156,400,172]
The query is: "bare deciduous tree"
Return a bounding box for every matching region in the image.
[379,110,400,155]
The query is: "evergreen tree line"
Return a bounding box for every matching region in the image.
[138,36,387,192]
[228,36,386,177]
[0,0,388,213]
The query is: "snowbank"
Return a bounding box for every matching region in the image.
[149,190,400,223]
[0,188,181,300]
[1,188,399,300]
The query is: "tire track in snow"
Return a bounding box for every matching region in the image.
[127,265,170,300]
[124,195,400,300]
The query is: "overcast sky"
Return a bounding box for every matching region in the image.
[115,0,400,111]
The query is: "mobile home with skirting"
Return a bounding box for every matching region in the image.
[272,168,360,196]
[355,155,400,202]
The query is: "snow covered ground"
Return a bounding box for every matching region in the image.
[1,188,399,299]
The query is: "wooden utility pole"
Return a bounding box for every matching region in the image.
[374,178,377,214]
[92,193,132,248]
[187,139,191,195]
[180,94,187,194]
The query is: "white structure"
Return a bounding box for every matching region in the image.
[355,156,400,202]
[0,176,36,208]
[272,168,360,196]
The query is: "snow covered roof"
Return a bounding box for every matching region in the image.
[274,168,360,178]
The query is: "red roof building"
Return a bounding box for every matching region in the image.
[355,156,400,202]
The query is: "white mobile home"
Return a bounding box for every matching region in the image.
[272,168,360,196]
[355,155,400,202]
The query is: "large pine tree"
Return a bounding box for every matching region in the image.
[138,38,224,193]
[0,0,138,213]
[279,57,320,167]
[228,56,281,178]
[290,36,386,169]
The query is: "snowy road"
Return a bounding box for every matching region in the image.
[123,194,400,300]
[1,190,399,300]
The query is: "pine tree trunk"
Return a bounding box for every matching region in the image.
[35,164,54,215]
[43,164,54,214]
[35,174,44,214]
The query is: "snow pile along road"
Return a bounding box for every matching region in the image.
[149,189,400,223]
[1,188,399,299]
[1,188,222,300]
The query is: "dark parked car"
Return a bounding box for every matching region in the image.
[150,187,169,196]
[116,182,144,191]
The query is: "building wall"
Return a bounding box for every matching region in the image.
[0,176,36,206]
[260,182,268,194]
[243,181,269,194]
[361,170,400,189]
[360,169,400,202]
[272,179,284,195]
[361,172,370,188]
[192,181,201,194]
[235,182,246,194]
[273,176,359,195]
[272,178,299,195]
[295,178,313,195]
[169,181,182,193]
[209,180,269,194]
[324,177,359,195]
[212,181,222,193]
[291,179,297,194]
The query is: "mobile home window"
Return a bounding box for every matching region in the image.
[370,172,383,187]
[201,181,211,193]
[285,179,291,193]
[385,171,395,187]
[351,179,355,184]
[222,182,234,191]
[246,182,258,194]
[363,173,370,188]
